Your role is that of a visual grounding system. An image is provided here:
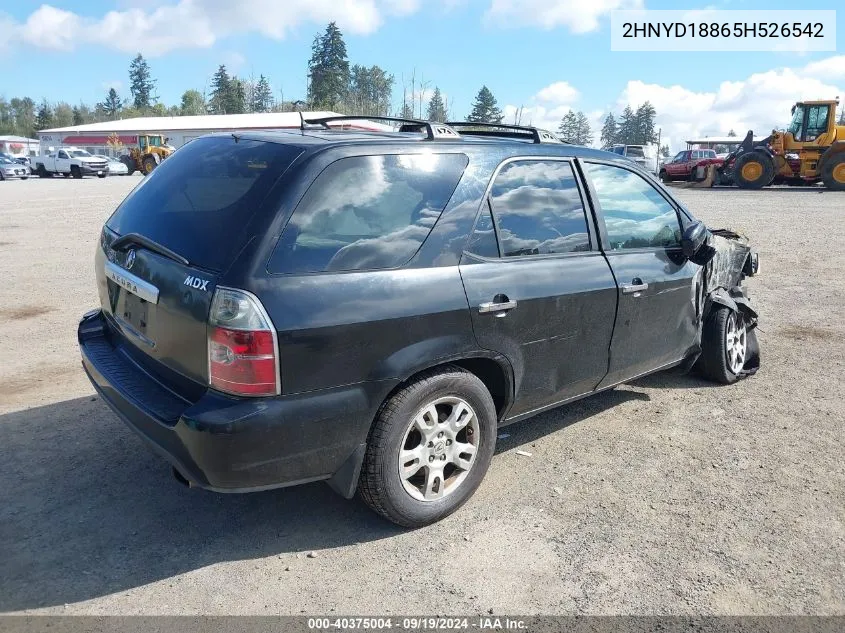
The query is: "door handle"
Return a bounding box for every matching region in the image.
[478,300,518,314]
[621,280,649,294]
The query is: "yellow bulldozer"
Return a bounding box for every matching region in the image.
[120,134,175,175]
[725,99,845,190]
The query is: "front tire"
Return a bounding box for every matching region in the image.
[358,367,497,528]
[142,156,157,175]
[697,306,752,384]
[660,170,671,183]
[734,151,774,189]
[71,166,82,179]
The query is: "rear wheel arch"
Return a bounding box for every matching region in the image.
[388,354,514,423]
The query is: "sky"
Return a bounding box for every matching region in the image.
[1,0,843,151]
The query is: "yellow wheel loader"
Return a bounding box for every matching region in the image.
[120,134,175,176]
[723,99,845,190]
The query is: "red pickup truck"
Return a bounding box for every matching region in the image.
[660,149,724,182]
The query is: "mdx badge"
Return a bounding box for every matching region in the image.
[184,276,210,291]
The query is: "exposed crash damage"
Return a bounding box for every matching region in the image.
[684,226,760,381]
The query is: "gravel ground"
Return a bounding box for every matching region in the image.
[0,177,843,615]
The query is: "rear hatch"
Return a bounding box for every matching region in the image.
[96,135,303,392]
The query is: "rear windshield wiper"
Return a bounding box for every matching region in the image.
[110,233,190,266]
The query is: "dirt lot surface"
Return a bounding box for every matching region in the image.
[1,177,843,615]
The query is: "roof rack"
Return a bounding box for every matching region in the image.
[303,115,460,141]
[445,122,563,144]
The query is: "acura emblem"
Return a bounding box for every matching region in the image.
[125,249,136,269]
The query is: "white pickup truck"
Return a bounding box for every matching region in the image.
[33,147,109,179]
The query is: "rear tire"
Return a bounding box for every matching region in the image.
[733,151,774,189]
[358,366,497,528]
[821,154,845,191]
[697,305,750,384]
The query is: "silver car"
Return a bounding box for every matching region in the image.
[94,154,129,176]
[0,156,30,180]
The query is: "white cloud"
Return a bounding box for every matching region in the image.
[6,1,413,55]
[803,55,845,79]
[502,81,583,136]
[617,56,845,151]
[536,82,580,104]
[484,0,643,33]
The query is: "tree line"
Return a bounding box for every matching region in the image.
[599,103,660,149]
[1,21,664,150]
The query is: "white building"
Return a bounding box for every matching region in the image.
[37,111,375,157]
[0,135,41,157]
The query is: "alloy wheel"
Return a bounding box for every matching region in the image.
[725,311,747,375]
[398,396,479,502]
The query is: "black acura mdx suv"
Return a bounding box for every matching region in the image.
[79,117,760,527]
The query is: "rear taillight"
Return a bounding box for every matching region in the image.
[207,287,280,397]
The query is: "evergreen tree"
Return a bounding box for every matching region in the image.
[35,99,54,130]
[307,22,350,109]
[426,87,447,122]
[617,105,636,144]
[466,86,503,123]
[98,88,123,119]
[128,53,156,111]
[727,129,737,137]
[634,101,657,144]
[209,65,231,114]
[660,144,671,157]
[180,89,206,116]
[72,106,84,126]
[252,75,273,113]
[557,110,579,143]
[575,111,593,145]
[229,78,247,114]
[600,113,618,149]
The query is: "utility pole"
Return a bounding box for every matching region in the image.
[656,127,662,174]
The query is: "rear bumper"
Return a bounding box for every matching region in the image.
[78,310,390,495]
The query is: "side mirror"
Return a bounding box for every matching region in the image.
[681,221,716,266]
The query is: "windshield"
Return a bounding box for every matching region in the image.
[788,105,804,136]
[0,157,14,164]
[107,136,303,271]
[70,150,92,158]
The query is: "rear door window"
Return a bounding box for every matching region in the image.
[487,159,591,257]
[106,136,303,271]
[269,153,468,273]
[584,162,681,250]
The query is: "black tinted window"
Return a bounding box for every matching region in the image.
[489,160,590,257]
[270,153,468,273]
[107,136,302,271]
[584,162,681,250]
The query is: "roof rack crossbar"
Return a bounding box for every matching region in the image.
[303,115,460,141]
[444,121,564,144]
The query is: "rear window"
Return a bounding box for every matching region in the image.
[625,146,645,158]
[269,153,468,273]
[106,136,302,271]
